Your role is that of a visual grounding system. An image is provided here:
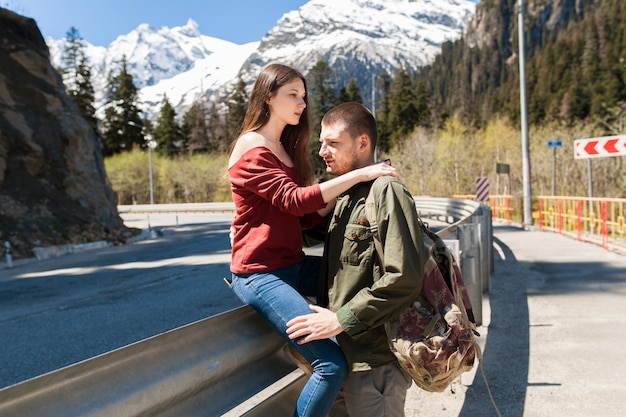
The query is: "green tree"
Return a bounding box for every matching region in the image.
[334,78,362,105]
[227,76,247,141]
[307,60,337,139]
[414,79,430,128]
[435,115,477,195]
[207,102,229,152]
[154,96,182,156]
[182,100,209,153]
[387,67,417,148]
[60,27,97,133]
[101,55,144,155]
[376,73,393,153]
[306,60,337,177]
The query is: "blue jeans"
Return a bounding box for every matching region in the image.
[230,256,348,417]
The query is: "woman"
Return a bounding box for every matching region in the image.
[227,63,397,417]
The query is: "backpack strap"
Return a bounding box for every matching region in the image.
[367,183,501,416]
[366,180,477,328]
[367,183,435,312]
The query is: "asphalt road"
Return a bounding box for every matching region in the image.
[0,212,243,389]
[4,215,626,416]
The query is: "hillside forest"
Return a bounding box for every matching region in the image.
[56,0,626,206]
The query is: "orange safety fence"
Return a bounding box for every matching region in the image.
[452,194,516,225]
[452,194,626,253]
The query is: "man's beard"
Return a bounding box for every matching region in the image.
[327,154,360,176]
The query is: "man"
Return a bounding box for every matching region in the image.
[286,102,426,416]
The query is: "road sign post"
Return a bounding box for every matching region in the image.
[547,140,562,195]
[496,163,510,195]
[573,134,626,202]
[574,135,626,159]
[476,177,490,203]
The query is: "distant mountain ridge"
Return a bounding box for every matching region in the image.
[47,0,476,120]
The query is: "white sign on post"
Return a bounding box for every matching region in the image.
[574,135,626,159]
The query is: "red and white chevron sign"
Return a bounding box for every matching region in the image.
[574,135,626,159]
[475,177,490,203]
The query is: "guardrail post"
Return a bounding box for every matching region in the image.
[443,239,460,264]
[4,241,12,268]
[459,223,482,326]
[477,204,493,292]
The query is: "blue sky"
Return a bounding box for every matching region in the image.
[7,0,310,46]
[7,0,480,47]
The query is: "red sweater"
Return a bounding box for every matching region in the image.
[228,147,326,274]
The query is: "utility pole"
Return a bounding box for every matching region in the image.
[372,72,378,162]
[518,0,533,226]
[371,73,376,118]
[146,133,155,205]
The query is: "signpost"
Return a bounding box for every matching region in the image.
[496,163,510,195]
[547,140,562,195]
[574,135,626,159]
[573,134,626,206]
[476,177,490,203]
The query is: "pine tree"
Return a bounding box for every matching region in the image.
[207,102,229,152]
[387,67,417,148]
[414,79,430,128]
[306,60,337,177]
[334,78,362,105]
[376,73,393,153]
[60,27,97,134]
[227,76,247,141]
[182,100,209,153]
[154,96,182,156]
[307,60,337,139]
[101,55,144,155]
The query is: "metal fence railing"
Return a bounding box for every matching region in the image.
[454,194,626,254]
[536,196,626,254]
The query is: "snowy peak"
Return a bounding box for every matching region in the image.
[275,0,473,41]
[47,18,254,119]
[47,0,476,120]
[241,0,474,96]
[139,41,259,120]
[105,18,238,89]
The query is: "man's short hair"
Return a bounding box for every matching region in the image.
[322,102,377,150]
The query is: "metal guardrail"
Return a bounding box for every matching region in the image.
[415,197,493,325]
[0,198,491,417]
[118,202,236,213]
[0,306,306,417]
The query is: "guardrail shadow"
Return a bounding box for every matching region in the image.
[459,228,529,417]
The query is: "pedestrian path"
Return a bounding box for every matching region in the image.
[404,224,626,417]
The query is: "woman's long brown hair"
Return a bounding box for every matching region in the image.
[229,64,313,184]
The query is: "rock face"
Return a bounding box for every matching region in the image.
[0,8,132,260]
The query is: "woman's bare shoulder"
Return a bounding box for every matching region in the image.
[228,132,267,168]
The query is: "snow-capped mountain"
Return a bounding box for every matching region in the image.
[47,18,257,119]
[47,0,475,121]
[241,0,475,86]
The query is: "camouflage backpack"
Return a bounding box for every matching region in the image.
[364,185,493,396]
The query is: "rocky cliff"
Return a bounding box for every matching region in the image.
[0,8,132,260]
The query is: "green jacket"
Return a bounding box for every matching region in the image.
[319,176,426,371]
